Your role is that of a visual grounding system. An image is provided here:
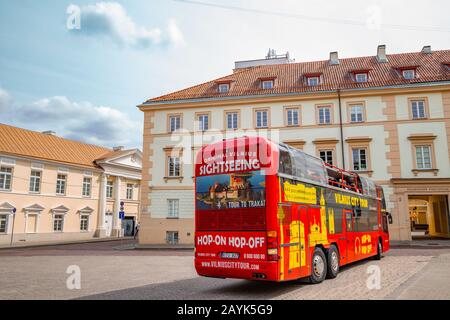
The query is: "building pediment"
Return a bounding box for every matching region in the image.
[96,149,142,170]
[0,202,15,213]
[51,205,70,213]
[78,206,94,214]
[24,203,45,212]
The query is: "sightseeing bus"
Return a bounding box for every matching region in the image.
[194,136,391,283]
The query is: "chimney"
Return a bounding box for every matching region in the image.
[329,51,339,65]
[421,45,432,54]
[376,45,388,63]
[42,130,56,136]
[113,146,124,151]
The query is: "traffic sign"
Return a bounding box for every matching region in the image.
[119,211,125,220]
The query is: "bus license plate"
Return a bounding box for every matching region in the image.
[220,252,239,259]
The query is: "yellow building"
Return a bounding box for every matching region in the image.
[138,46,450,245]
[0,124,142,247]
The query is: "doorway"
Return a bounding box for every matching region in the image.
[409,195,450,239]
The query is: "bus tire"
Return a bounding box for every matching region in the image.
[309,248,327,284]
[326,245,340,279]
[373,239,382,260]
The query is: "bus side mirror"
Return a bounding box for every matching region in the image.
[387,212,393,224]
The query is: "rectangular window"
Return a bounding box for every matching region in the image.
[106,181,114,198]
[318,107,331,124]
[411,100,426,119]
[226,112,238,130]
[126,184,134,200]
[355,73,368,83]
[56,174,67,195]
[53,214,64,232]
[168,199,179,218]
[262,80,274,89]
[82,177,92,197]
[80,215,89,231]
[352,148,368,171]
[255,110,268,128]
[29,170,41,193]
[403,69,415,80]
[286,108,299,126]
[319,150,334,166]
[415,145,432,169]
[0,167,12,191]
[168,156,181,177]
[218,83,229,93]
[0,215,8,233]
[307,77,320,86]
[166,231,179,244]
[169,115,181,132]
[350,105,364,123]
[197,114,209,131]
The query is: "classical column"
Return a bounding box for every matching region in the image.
[95,173,107,237]
[112,176,122,237]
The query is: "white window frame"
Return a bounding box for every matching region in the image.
[318,107,331,124]
[262,80,274,89]
[319,150,334,166]
[350,105,364,123]
[82,177,92,197]
[126,184,134,200]
[29,170,42,193]
[0,214,8,234]
[226,112,238,130]
[218,83,230,93]
[352,148,368,171]
[307,76,320,86]
[197,114,209,131]
[256,110,268,128]
[411,100,426,119]
[0,166,13,191]
[80,214,90,232]
[56,174,67,195]
[168,156,181,177]
[166,231,179,244]
[415,145,432,170]
[167,199,180,218]
[106,181,114,198]
[53,214,64,232]
[169,115,181,132]
[402,69,415,80]
[355,73,368,83]
[287,108,299,126]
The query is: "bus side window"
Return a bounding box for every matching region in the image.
[369,209,379,231]
[332,208,343,234]
[345,210,353,232]
[291,148,306,179]
[278,145,293,176]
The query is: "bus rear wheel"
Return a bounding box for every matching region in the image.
[309,248,327,284]
[326,245,339,279]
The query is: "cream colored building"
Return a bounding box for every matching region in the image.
[138,46,450,244]
[0,124,142,246]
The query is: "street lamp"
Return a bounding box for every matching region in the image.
[10,207,16,247]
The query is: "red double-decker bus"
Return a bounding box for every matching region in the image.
[194,136,391,283]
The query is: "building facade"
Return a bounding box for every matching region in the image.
[0,124,142,246]
[138,46,450,245]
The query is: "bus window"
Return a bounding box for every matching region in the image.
[290,147,306,179]
[355,210,369,232]
[304,153,328,185]
[332,208,343,234]
[369,209,379,231]
[345,210,353,232]
[360,176,377,198]
[278,144,293,176]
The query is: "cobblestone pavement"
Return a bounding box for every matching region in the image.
[0,242,449,300]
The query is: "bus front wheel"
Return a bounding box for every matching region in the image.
[374,239,382,260]
[326,245,340,279]
[309,248,327,284]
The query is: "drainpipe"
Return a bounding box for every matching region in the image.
[337,89,345,169]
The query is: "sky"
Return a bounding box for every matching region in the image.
[0,0,449,149]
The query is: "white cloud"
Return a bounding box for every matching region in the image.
[0,88,141,148]
[71,2,184,48]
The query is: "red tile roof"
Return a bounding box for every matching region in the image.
[145,50,450,104]
[0,123,112,168]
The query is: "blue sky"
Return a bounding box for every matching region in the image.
[0,0,449,148]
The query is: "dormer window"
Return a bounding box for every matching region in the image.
[355,73,368,83]
[307,76,320,86]
[402,69,416,80]
[262,80,274,89]
[218,83,230,93]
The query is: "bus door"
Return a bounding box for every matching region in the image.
[297,206,309,278]
[343,209,355,263]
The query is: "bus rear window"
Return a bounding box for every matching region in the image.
[195,170,266,231]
